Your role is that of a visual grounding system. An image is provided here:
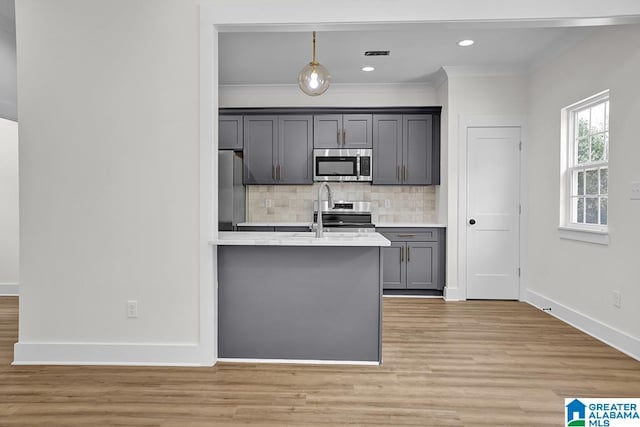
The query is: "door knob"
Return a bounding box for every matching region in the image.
[469,219,476,225]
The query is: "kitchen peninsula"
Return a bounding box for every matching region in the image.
[211,231,390,364]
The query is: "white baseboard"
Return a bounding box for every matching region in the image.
[443,285,461,301]
[13,342,213,366]
[0,283,19,296]
[525,289,640,361]
[217,357,380,366]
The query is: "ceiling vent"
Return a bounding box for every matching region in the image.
[364,50,390,57]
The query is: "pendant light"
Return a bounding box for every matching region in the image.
[298,31,330,96]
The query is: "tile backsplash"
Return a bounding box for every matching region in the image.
[246,183,436,223]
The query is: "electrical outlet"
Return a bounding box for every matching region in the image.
[127,300,139,318]
[631,182,640,200]
[613,290,621,309]
[384,199,391,208]
[265,199,272,208]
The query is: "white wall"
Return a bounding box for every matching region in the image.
[14,0,640,365]
[0,118,18,294]
[219,83,437,107]
[0,14,17,121]
[443,71,529,300]
[527,25,640,344]
[15,0,202,362]
[434,75,448,225]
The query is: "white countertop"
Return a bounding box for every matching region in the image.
[211,231,391,247]
[375,223,447,228]
[237,222,446,228]
[237,222,311,227]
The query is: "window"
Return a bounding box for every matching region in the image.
[560,90,609,244]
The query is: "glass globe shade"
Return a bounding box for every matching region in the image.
[298,62,330,96]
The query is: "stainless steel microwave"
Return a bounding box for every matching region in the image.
[313,149,372,182]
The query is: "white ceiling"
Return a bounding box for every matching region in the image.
[219,24,598,85]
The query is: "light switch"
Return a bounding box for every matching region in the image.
[631,182,640,200]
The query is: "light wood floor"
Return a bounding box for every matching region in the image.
[1,296,638,426]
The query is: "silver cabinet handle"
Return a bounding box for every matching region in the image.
[405,165,408,180]
[407,246,411,262]
[279,164,283,181]
[397,165,400,180]
[272,165,275,180]
[343,129,346,145]
[400,246,404,262]
[337,130,341,145]
[397,234,416,238]
[402,165,406,182]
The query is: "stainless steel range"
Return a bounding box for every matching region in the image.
[313,200,375,233]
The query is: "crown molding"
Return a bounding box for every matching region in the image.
[442,64,527,77]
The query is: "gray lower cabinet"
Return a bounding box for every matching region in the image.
[244,115,313,184]
[378,227,445,291]
[218,245,382,361]
[373,114,436,185]
[219,115,243,150]
[406,242,438,289]
[314,114,372,149]
[381,241,405,289]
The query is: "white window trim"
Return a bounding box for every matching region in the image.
[559,90,609,245]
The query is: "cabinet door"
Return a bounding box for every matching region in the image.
[373,115,403,184]
[278,115,313,184]
[406,241,438,290]
[243,116,277,184]
[313,115,342,148]
[403,114,433,185]
[382,242,406,289]
[343,114,373,148]
[219,115,243,150]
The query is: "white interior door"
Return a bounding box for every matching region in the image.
[466,127,521,300]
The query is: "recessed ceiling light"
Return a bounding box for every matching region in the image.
[458,39,474,47]
[361,66,375,72]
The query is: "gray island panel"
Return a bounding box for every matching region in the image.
[218,245,382,362]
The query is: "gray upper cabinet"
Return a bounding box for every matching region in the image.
[314,114,372,148]
[278,116,313,184]
[313,115,342,148]
[404,115,432,185]
[244,116,278,184]
[219,115,243,150]
[372,115,403,184]
[244,115,313,185]
[373,114,435,185]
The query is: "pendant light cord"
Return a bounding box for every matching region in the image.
[312,31,317,65]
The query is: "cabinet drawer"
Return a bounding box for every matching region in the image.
[377,228,440,242]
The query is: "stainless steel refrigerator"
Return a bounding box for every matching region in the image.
[218,151,245,231]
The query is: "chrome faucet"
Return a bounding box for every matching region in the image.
[316,182,333,237]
